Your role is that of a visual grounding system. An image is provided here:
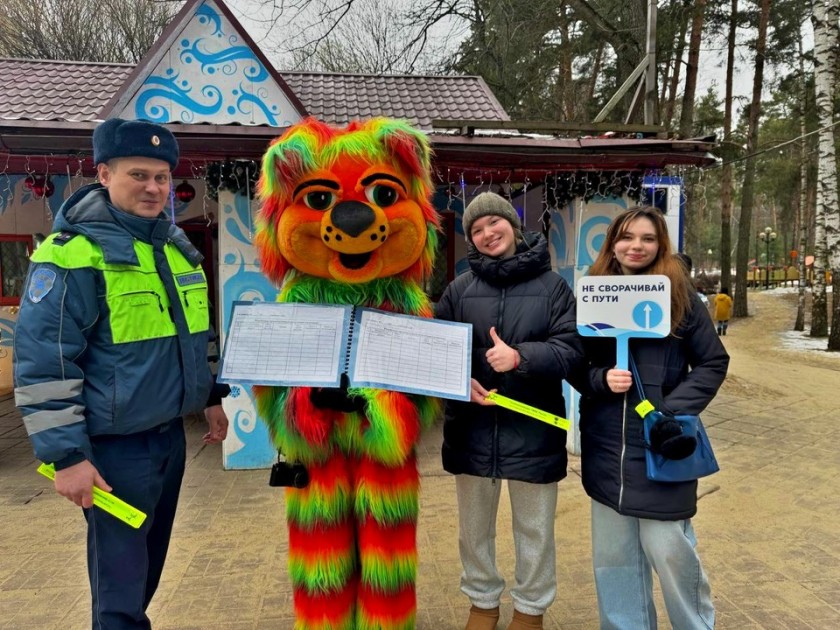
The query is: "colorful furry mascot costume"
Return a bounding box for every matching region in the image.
[253,117,442,629]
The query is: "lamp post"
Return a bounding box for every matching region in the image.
[758,226,776,290]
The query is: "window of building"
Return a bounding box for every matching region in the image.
[0,235,33,305]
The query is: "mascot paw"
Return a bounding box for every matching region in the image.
[649,416,697,460]
[309,373,366,413]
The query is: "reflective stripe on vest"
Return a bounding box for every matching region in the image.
[32,233,209,343]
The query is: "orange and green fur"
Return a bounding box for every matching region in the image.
[253,118,442,629]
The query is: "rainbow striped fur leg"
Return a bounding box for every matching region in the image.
[292,578,357,630]
[355,455,419,629]
[287,454,357,627]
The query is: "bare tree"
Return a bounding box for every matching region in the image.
[718,0,738,295]
[0,0,177,63]
[287,0,455,73]
[662,5,690,128]
[794,32,809,332]
[733,0,771,318]
[677,0,707,138]
[811,0,840,345]
[252,0,469,73]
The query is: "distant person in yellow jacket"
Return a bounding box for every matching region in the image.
[714,287,733,335]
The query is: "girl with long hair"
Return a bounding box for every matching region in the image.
[570,206,729,629]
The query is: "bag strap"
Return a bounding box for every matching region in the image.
[628,353,655,419]
[628,352,645,400]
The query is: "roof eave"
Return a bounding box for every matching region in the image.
[0,119,287,154]
[0,120,718,175]
[429,134,718,171]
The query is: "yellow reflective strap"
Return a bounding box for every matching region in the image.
[485,392,571,431]
[635,399,655,418]
[37,463,147,528]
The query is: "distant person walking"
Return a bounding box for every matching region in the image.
[714,287,733,335]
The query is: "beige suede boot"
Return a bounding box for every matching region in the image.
[506,609,543,630]
[465,605,500,630]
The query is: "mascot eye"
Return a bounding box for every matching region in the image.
[365,184,399,208]
[304,191,336,211]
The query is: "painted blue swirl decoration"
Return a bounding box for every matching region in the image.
[135,73,223,122]
[196,3,223,36]
[225,404,274,469]
[180,40,268,81]
[133,2,284,127]
[232,85,280,125]
[0,175,21,214]
[223,195,258,250]
[549,210,567,265]
[548,206,575,287]
[1,175,71,216]
[47,177,71,217]
[575,197,629,267]
[577,216,612,268]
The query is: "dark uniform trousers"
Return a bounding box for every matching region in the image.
[85,418,186,630]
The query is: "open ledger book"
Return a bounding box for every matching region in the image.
[218,301,472,401]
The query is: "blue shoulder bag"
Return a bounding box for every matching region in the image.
[629,354,720,483]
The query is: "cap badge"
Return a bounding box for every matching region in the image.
[151,135,161,146]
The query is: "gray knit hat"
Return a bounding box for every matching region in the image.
[462,192,522,242]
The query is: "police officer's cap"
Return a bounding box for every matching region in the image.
[93,118,179,170]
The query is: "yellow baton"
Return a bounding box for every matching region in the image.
[485,392,571,431]
[37,463,147,529]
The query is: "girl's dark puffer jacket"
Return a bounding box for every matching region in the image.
[434,232,584,484]
[569,293,729,520]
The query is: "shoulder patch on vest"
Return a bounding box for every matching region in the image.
[52,231,77,246]
[28,268,57,303]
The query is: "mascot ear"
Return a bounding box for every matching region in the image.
[259,118,332,200]
[256,118,333,285]
[377,122,432,182]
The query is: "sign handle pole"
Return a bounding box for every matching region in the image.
[615,334,630,370]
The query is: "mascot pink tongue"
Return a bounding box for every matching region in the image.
[253,117,442,630]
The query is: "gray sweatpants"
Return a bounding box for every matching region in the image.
[456,474,559,616]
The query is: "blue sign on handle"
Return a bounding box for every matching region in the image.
[576,275,671,369]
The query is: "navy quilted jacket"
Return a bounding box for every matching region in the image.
[435,232,583,483]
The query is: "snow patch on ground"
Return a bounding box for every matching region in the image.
[757,288,839,357]
[762,285,833,295]
[778,330,840,357]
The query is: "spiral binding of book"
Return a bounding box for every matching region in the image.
[344,306,357,374]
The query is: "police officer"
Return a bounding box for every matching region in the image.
[14,118,229,629]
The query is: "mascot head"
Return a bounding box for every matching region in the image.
[256,117,439,285]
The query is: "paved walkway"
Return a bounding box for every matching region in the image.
[2,313,840,628]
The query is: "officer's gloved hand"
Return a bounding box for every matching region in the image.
[648,412,697,460]
[309,373,366,413]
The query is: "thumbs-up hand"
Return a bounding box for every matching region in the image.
[486,326,521,373]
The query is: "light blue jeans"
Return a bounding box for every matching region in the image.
[591,500,714,630]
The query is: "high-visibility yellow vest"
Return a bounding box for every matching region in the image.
[32,233,209,344]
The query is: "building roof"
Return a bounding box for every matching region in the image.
[280,72,509,130]
[0,58,509,130]
[0,59,133,123]
[0,58,715,175]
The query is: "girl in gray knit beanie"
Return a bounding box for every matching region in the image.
[462,192,523,257]
[437,190,584,630]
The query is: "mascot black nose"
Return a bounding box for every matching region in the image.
[331,201,375,237]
